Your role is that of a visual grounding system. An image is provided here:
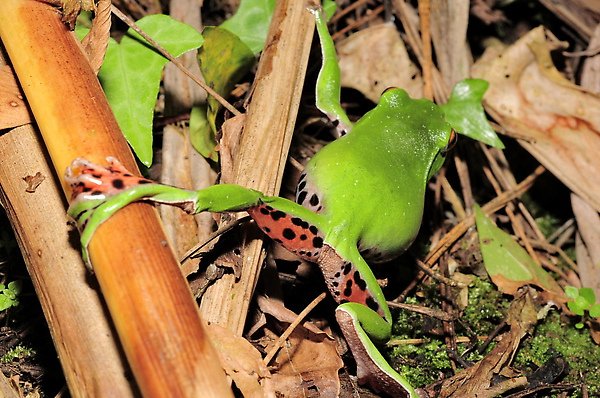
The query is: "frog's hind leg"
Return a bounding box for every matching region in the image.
[336,303,418,397]
[322,244,418,397]
[246,197,328,261]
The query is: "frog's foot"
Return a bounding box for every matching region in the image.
[65,157,197,270]
[336,305,419,398]
[65,157,153,203]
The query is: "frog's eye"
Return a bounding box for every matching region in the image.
[441,130,457,156]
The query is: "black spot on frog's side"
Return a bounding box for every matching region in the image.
[282,228,296,240]
[353,270,367,291]
[366,296,379,312]
[270,210,286,221]
[112,179,125,189]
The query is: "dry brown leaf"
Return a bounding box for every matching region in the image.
[572,194,600,297]
[581,25,600,93]
[61,0,94,28]
[256,295,331,337]
[206,323,274,398]
[470,0,508,25]
[81,0,111,74]
[0,65,32,129]
[427,291,537,397]
[472,27,600,212]
[572,0,600,13]
[219,113,246,184]
[337,23,422,103]
[430,0,471,86]
[539,0,599,39]
[268,326,343,398]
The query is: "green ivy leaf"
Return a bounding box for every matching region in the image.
[99,14,204,166]
[589,304,600,318]
[474,205,563,296]
[220,0,275,54]
[189,105,218,162]
[441,79,504,149]
[193,26,254,161]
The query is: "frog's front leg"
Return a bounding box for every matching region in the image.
[65,157,297,269]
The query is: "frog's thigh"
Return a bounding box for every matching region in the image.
[247,197,328,261]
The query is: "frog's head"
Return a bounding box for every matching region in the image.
[368,88,454,183]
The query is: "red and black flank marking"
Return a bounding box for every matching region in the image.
[324,260,384,317]
[247,204,325,261]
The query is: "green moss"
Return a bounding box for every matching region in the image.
[461,277,509,335]
[387,277,512,387]
[388,339,453,386]
[515,311,600,396]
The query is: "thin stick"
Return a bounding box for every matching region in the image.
[180,216,251,264]
[263,292,327,365]
[331,5,385,41]
[110,5,241,116]
[387,301,456,321]
[415,258,466,288]
[329,0,370,24]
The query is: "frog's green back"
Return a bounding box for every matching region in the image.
[305,89,451,255]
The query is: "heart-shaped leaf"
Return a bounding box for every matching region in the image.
[441,79,504,149]
[99,14,204,166]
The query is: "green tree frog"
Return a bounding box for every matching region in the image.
[66,9,490,397]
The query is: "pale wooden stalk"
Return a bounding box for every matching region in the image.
[199,0,315,333]
[0,126,135,397]
[0,1,231,396]
[160,0,216,257]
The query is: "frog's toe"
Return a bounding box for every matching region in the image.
[65,157,152,202]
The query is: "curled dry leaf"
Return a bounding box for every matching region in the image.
[0,65,32,129]
[206,323,274,398]
[81,0,111,74]
[257,295,331,337]
[267,326,343,398]
[472,27,600,212]
[337,23,422,103]
[219,113,246,184]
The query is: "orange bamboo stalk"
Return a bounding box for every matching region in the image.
[0,1,231,396]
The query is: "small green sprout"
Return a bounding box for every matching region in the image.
[564,286,600,329]
[0,280,21,311]
[1,345,34,363]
